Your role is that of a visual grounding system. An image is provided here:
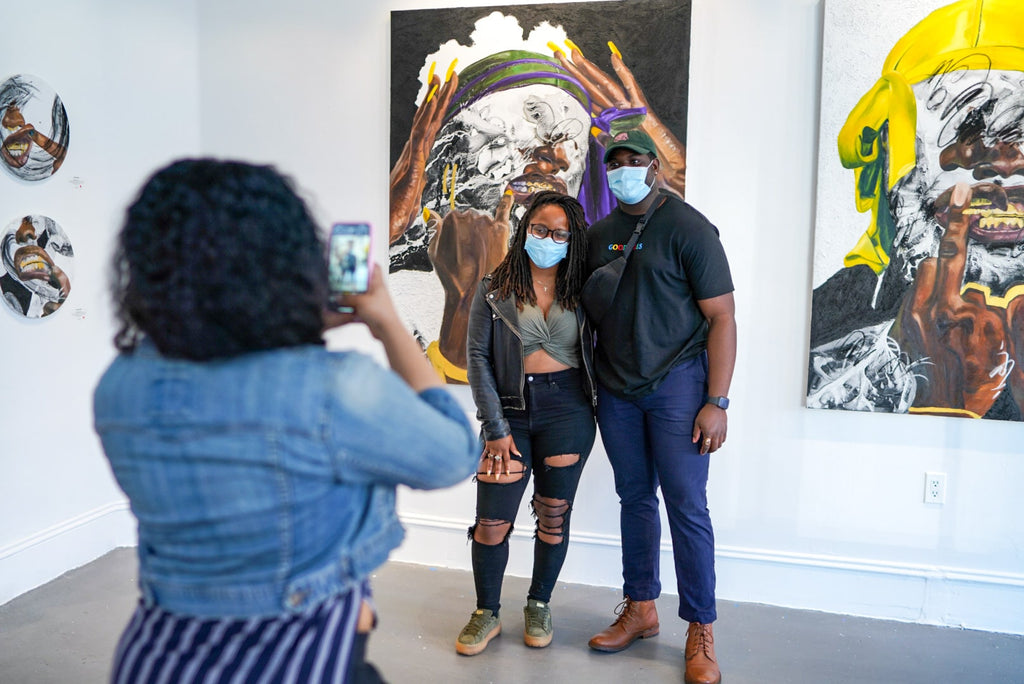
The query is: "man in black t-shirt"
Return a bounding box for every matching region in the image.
[584,129,735,684]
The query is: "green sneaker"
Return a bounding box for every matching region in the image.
[456,608,501,656]
[523,598,553,648]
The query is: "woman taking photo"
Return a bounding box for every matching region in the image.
[94,159,478,683]
[456,191,597,655]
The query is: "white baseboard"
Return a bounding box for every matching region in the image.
[0,501,136,607]
[5,506,1020,637]
[393,513,1024,635]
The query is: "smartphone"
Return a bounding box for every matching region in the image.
[327,222,373,312]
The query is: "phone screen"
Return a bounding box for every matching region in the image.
[327,222,372,311]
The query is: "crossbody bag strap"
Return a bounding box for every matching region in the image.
[621,189,668,260]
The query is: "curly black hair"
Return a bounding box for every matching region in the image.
[112,159,328,360]
[490,191,589,310]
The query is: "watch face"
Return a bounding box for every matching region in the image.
[708,396,729,409]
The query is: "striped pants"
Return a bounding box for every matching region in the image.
[111,582,383,683]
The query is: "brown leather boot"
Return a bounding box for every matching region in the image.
[587,596,659,652]
[684,622,721,684]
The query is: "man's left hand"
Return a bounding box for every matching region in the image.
[692,404,727,455]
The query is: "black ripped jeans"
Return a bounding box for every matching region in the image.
[471,368,596,614]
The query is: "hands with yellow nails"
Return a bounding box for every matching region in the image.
[389,60,460,245]
[550,39,687,198]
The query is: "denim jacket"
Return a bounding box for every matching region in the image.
[466,275,597,441]
[93,340,477,618]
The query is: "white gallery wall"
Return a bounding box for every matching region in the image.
[1,0,1021,636]
[0,1,201,606]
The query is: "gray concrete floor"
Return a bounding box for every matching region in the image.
[1,548,1021,683]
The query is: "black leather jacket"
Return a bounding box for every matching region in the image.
[466,275,597,441]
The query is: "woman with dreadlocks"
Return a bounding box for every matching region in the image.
[456,190,597,656]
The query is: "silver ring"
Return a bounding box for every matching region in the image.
[492,453,502,460]
[704,438,711,444]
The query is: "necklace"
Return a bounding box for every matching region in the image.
[536,280,554,294]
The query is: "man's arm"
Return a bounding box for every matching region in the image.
[693,292,736,454]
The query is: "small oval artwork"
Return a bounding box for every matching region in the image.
[0,74,70,181]
[1,215,74,318]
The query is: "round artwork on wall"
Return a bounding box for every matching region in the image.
[1,215,74,318]
[0,74,70,181]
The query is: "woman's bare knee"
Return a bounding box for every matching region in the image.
[532,495,568,545]
[473,519,512,545]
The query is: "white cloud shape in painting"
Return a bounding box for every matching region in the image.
[412,11,572,105]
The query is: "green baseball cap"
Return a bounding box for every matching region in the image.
[602,128,657,163]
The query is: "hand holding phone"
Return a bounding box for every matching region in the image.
[323,266,441,392]
[327,222,372,312]
[322,264,388,331]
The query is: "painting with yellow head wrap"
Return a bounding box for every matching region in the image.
[809,0,1024,420]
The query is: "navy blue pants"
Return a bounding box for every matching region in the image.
[596,354,716,624]
[472,368,596,613]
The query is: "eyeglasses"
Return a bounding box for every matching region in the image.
[528,224,571,244]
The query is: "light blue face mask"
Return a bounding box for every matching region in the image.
[607,163,653,204]
[524,233,568,269]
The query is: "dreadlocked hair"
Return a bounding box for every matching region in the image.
[489,191,589,311]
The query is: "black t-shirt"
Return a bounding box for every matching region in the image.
[586,194,734,399]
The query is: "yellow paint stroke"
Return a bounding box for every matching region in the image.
[449,163,458,211]
[961,282,1024,309]
[546,41,565,58]
[590,126,603,139]
[425,84,438,104]
[608,41,621,59]
[427,61,436,84]
[426,340,468,383]
[565,39,583,58]
[422,207,430,224]
[908,406,982,419]
[445,59,458,82]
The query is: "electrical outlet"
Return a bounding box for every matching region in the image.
[924,472,947,504]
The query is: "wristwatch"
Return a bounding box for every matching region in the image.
[706,395,730,410]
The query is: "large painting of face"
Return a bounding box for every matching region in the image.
[425,79,591,219]
[0,74,70,181]
[389,0,691,382]
[1,215,74,318]
[808,0,1024,420]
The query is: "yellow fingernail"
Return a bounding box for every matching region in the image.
[590,126,603,139]
[546,41,565,58]
[504,188,513,197]
[608,41,621,59]
[427,61,436,84]
[445,59,458,82]
[565,39,582,57]
[422,207,430,223]
[425,83,438,104]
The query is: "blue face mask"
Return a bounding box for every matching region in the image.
[607,163,653,204]
[524,233,569,269]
